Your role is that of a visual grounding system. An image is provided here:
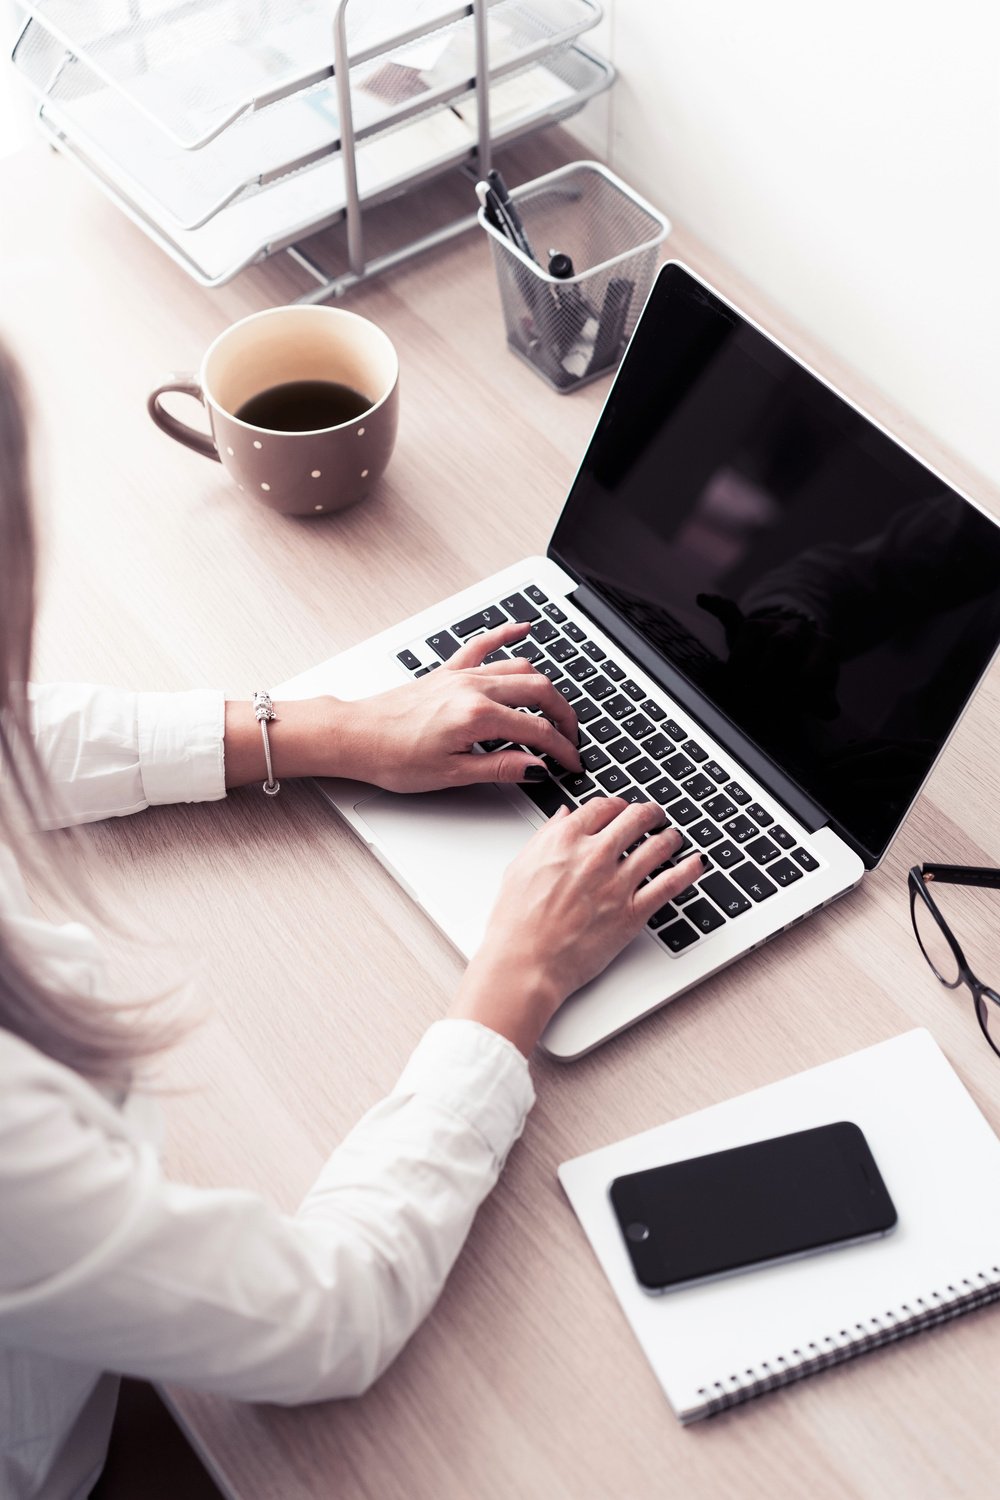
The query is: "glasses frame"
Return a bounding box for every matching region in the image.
[908,863,1000,1060]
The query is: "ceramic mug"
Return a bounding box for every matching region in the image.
[148,305,399,517]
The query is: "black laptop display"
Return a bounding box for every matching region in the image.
[552,264,1000,866]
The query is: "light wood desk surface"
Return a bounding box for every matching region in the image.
[4,133,1000,1500]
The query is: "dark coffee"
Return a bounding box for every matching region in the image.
[235,379,371,432]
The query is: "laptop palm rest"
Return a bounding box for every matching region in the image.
[353,784,539,959]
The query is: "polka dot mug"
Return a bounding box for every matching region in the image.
[147,305,399,517]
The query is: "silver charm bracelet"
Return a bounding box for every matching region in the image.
[252,690,280,796]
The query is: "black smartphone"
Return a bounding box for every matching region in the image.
[610,1122,897,1294]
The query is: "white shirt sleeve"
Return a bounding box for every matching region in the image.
[26,683,226,828]
[0,1020,535,1404]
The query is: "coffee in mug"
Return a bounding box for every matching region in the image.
[147,306,399,517]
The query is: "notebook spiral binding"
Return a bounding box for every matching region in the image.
[694,1265,1000,1420]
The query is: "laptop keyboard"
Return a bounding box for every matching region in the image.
[395,584,821,957]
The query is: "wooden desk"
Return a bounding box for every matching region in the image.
[5,132,1000,1500]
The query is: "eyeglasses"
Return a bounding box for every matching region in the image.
[908,864,1000,1059]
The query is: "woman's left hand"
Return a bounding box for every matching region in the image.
[226,622,584,793]
[332,621,582,792]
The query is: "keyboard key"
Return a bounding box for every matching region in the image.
[597,766,631,793]
[724,781,751,805]
[648,776,681,804]
[534,660,563,683]
[414,666,431,677]
[522,777,574,817]
[546,638,578,663]
[792,847,820,871]
[769,857,804,887]
[645,732,674,760]
[499,591,541,623]
[566,657,598,681]
[658,920,699,953]
[530,619,559,644]
[703,794,738,823]
[621,679,644,702]
[609,738,639,765]
[564,622,586,642]
[585,675,616,701]
[664,719,687,741]
[578,729,591,747]
[622,713,655,740]
[397,649,421,671]
[575,698,600,724]
[581,746,611,772]
[746,836,781,866]
[670,797,700,826]
[673,885,698,904]
[771,825,796,849]
[426,630,461,660]
[647,901,678,929]
[589,717,620,744]
[710,840,743,870]
[453,605,508,637]
[682,739,708,762]
[704,760,729,782]
[685,898,726,934]
[629,756,659,785]
[483,649,508,664]
[561,772,595,798]
[581,791,606,803]
[640,699,666,721]
[746,802,773,827]
[700,871,752,917]
[555,680,582,703]
[620,787,649,805]
[722,814,759,844]
[731,864,777,902]
[604,694,634,721]
[689,819,722,848]
[511,642,542,663]
[582,640,606,662]
[663,752,696,781]
[544,603,568,623]
[604,662,626,681]
[525,585,548,604]
[683,773,716,801]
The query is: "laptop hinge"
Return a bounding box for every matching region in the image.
[565,577,831,838]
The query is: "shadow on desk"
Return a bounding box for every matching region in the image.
[91,1380,223,1500]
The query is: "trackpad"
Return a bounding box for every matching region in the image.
[353,784,538,958]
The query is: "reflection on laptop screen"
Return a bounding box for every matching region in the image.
[551,263,1000,864]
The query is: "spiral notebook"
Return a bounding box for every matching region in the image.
[558,1030,1000,1422]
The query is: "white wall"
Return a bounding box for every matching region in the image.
[574,0,1000,488]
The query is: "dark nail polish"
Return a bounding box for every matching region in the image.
[699,853,710,869]
[524,766,548,782]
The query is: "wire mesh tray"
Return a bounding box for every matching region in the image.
[19,0,482,149]
[38,46,613,286]
[17,0,602,230]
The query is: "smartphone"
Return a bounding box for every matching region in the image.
[610,1121,897,1294]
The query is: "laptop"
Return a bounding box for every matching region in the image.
[280,262,1000,1060]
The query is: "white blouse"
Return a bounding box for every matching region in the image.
[0,684,535,1500]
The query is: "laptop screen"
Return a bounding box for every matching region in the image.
[550,263,1000,865]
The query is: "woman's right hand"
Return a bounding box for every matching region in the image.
[450,797,707,1055]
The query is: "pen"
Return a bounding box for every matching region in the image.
[487,169,536,262]
[474,180,503,233]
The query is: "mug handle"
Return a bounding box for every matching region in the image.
[147,374,220,462]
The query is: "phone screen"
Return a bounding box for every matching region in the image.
[610,1122,897,1293]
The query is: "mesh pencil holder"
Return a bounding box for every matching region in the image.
[479,160,670,393]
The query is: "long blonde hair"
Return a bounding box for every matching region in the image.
[0,339,179,1085]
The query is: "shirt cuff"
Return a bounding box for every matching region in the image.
[136,690,226,807]
[393,1020,536,1167]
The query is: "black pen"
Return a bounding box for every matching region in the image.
[487,169,536,262]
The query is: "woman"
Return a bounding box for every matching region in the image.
[0,340,701,1499]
